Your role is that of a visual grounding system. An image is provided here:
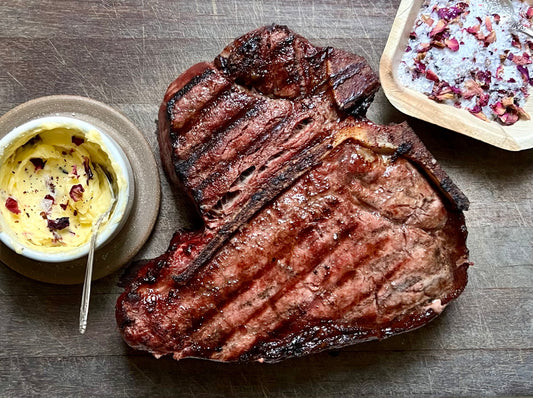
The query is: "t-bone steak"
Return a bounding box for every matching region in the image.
[116,25,470,363]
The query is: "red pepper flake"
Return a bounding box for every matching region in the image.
[493,14,501,24]
[30,158,46,171]
[47,217,70,231]
[60,201,69,210]
[44,194,55,204]
[72,136,85,146]
[69,184,85,202]
[5,197,21,215]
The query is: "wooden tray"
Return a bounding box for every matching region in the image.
[379,0,533,151]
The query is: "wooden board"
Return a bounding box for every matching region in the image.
[380,0,533,151]
[0,1,532,397]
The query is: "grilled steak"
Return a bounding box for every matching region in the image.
[116,25,470,363]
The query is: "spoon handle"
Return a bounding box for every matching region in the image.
[79,220,100,334]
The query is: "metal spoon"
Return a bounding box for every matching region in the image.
[79,165,116,334]
[485,0,533,39]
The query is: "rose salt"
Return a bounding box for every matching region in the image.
[398,0,533,125]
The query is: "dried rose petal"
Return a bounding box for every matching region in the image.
[69,184,85,202]
[83,157,94,181]
[484,31,497,45]
[426,69,440,82]
[421,14,434,26]
[417,42,431,52]
[502,96,515,107]
[437,6,464,21]
[496,65,504,79]
[5,197,21,215]
[517,65,533,84]
[467,24,481,34]
[485,16,493,32]
[445,37,459,51]
[30,158,46,171]
[462,79,484,99]
[71,164,79,178]
[478,93,490,107]
[429,19,447,37]
[470,109,489,121]
[72,136,85,146]
[499,111,519,125]
[516,106,530,120]
[511,34,521,49]
[492,101,506,116]
[47,217,70,231]
[494,14,501,24]
[511,53,532,66]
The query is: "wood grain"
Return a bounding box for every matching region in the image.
[0,0,531,397]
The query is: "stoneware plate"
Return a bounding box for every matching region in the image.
[380,0,533,151]
[0,95,161,284]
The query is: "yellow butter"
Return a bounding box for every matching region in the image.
[0,125,116,251]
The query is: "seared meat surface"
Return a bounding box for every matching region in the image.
[116,25,470,363]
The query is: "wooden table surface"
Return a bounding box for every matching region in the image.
[1,1,532,397]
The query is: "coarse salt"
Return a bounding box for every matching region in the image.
[398,0,533,125]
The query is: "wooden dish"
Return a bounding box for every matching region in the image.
[379,0,533,151]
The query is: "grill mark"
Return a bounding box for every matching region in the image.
[166,68,216,122]
[186,210,361,357]
[184,99,272,193]
[221,229,396,361]
[201,111,331,214]
[240,243,415,361]
[178,142,370,345]
[175,97,263,178]
[197,112,313,212]
[209,221,362,356]
[171,186,319,340]
[180,204,321,339]
[173,85,242,157]
[330,61,365,90]
[244,228,447,360]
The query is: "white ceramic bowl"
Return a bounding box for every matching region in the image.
[0,116,134,263]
